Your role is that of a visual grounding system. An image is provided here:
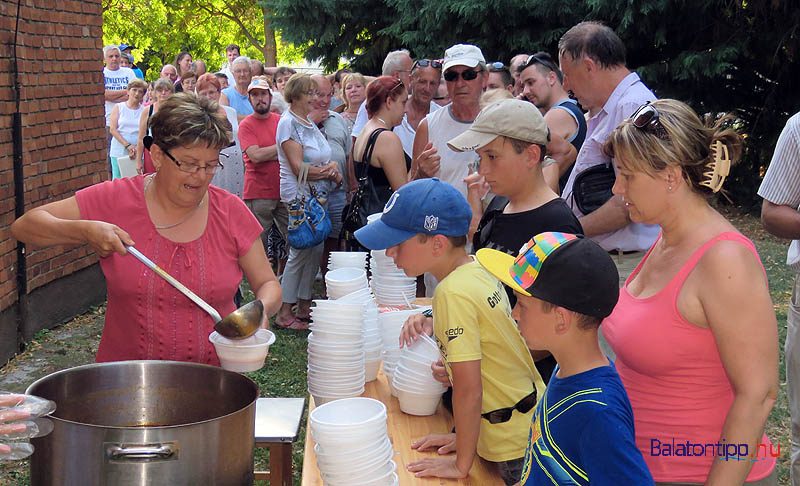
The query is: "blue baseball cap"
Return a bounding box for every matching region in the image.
[354,178,472,250]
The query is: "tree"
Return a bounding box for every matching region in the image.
[102,0,302,78]
[271,0,800,206]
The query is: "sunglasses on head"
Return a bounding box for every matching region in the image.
[521,53,557,73]
[413,59,443,70]
[488,61,508,72]
[630,101,669,140]
[481,389,538,424]
[443,68,481,82]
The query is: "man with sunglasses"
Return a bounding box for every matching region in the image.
[518,52,586,193]
[486,62,514,93]
[411,44,487,200]
[393,59,443,159]
[477,232,653,486]
[557,21,659,285]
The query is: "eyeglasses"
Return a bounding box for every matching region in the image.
[412,59,443,70]
[443,69,481,82]
[630,101,669,140]
[481,389,537,424]
[488,61,508,72]
[305,90,321,97]
[163,148,224,175]
[521,53,558,73]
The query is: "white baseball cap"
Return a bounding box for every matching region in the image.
[443,44,485,72]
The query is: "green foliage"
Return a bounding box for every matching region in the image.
[103,0,297,79]
[271,0,800,206]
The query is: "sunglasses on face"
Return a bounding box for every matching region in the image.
[413,59,443,70]
[630,101,670,140]
[443,68,481,82]
[481,389,538,424]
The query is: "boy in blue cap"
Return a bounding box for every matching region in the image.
[476,232,653,485]
[355,178,544,484]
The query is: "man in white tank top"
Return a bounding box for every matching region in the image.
[411,44,487,200]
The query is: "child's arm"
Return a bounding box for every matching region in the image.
[407,360,482,479]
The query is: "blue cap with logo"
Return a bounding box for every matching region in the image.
[354,178,472,250]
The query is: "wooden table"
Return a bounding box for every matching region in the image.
[301,367,504,485]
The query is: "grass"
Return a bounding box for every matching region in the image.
[728,209,792,484]
[0,208,793,485]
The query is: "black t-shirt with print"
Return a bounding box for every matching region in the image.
[473,196,583,383]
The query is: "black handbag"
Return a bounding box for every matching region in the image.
[572,163,616,215]
[341,129,393,249]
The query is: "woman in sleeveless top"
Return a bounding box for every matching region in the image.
[109,78,146,179]
[352,76,410,201]
[601,100,778,485]
[136,78,174,174]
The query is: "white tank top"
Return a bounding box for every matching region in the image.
[110,103,143,157]
[425,104,475,198]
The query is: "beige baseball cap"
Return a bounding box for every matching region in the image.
[443,44,486,72]
[447,99,550,152]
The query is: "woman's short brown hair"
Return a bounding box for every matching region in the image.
[127,78,148,91]
[603,99,742,196]
[195,73,221,93]
[283,73,315,104]
[152,78,175,93]
[149,92,232,152]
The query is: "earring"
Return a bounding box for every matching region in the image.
[668,184,673,192]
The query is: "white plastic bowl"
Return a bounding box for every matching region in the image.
[310,397,386,429]
[395,386,442,416]
[326,267,368,283]
[365,359,381,382]
[208,329,275,372]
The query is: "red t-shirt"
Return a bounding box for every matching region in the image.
[238,113,281,200]
[76,176,263,365]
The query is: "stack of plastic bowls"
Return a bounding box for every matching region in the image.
[370,250,416,306]
[327,251,368,272]
[325,267,369,300]
[310,398,398,486]
[392,334,447,416]
[339,289,383,382]
[307,300,366,404]
[378,308,424,387]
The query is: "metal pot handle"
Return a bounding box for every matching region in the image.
[106,442,178,462]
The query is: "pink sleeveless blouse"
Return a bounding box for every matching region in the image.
[602,232,776,482]
[76,176,262,365]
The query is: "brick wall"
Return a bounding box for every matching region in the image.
[0,0,107,362]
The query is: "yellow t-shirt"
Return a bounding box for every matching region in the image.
[433,259,545,462]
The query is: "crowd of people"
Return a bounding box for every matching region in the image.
[14,18,792,485]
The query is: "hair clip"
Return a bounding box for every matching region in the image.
[700,140,730,193]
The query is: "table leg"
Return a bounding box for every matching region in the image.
[269,443,293,486]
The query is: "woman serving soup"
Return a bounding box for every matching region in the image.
[11,93,281,365]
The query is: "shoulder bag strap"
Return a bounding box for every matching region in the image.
[356,128,387,180]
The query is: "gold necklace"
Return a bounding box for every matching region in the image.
[144,175,205,230]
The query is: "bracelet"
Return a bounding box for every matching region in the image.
[125,143,132,149]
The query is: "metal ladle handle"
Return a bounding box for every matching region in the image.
[126,246,222,323]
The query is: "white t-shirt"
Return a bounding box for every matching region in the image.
[103,66,136,127]
[276,111,334,202]
[351,101,369,138]
[424,104,475,198]
[394,102,441,158]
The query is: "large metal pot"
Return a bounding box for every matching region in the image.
[26,360,258,486]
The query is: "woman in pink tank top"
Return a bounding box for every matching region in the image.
[601,100,778,485]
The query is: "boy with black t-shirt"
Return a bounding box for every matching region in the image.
[449,99,582,382]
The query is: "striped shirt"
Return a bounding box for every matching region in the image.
[758,112,800,271]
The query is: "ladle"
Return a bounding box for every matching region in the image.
[126,246,263,339]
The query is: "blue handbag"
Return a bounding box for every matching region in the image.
[287,164,332,249]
